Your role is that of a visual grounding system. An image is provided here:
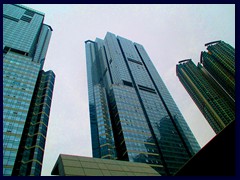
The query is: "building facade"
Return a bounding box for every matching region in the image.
[176,41,235,134]
[3,4,55,176]
[85,32,200,175]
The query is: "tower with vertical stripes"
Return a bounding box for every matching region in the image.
[176,41,235,134]
[85,32,200,175]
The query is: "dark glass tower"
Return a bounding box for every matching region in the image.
[176,41,235,134]
[85,32,200,175]
[3,4,55,176]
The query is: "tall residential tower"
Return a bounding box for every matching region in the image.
[85,32,200,175]
[176,41,235,134]
[3,4,55,176]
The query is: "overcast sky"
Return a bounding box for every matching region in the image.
[22,4,235,176]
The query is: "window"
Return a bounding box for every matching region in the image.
[20,15,32,23]
[123,80,133,87]
[24,10,35,17]
[138,85,156,94]
[128,58,143,65]
[3,46,10,53]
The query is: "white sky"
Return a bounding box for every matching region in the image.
[22,4,235,176]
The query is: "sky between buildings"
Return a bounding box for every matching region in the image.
[22,4,235,176]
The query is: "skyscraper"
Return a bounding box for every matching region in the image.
[3,4,55,176]
[85,32,200,175]
[176,41,235,134]
[201,41,235,100]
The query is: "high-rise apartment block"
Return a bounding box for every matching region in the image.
[3,4,55,176]
[176,41,235,134]
[85,32,200,175]
[201,41,235,100]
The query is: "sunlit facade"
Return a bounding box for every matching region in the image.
[85,32,200,175]
[3,4,55,176]
[176,41,235,134]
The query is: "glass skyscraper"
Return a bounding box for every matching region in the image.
[3,4,55,176]
[176,41,235,134]
[201,41,235,100]
[85,32,200,175]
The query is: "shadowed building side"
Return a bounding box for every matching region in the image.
[175,120,235,176]
[12,70,55,176]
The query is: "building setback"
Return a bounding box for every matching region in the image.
[85,32,200,175]
[3,4,55,176]
[176,41,235,134]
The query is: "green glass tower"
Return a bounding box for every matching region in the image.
[3,4,55,176]
[201,41,235,100]
[85,32,200,175]
[176,41,235,134]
